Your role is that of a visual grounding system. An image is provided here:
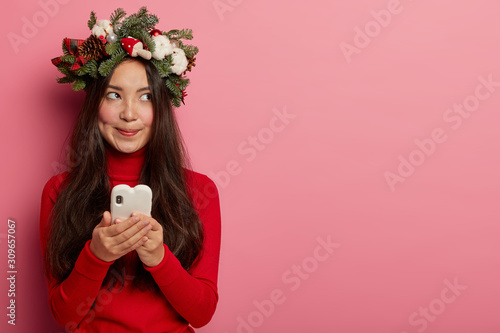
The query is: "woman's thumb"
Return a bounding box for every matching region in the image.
[100,211,112,227]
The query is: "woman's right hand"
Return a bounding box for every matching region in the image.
[89,211,152,262]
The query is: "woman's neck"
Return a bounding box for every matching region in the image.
[105,144,147,183]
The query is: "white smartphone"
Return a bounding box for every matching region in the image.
[110,184,152,223]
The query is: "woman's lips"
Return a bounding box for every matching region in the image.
[117,128,140,137]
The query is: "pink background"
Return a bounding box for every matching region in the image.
[1,0,500,332]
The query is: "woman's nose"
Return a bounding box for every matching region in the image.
[119,101,139,121]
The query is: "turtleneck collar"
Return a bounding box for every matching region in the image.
[105,144,147,185]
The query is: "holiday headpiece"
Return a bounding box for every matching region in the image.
[51,7,198,107]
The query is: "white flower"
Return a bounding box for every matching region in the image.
[171,48,188,75]
[151,35,173,60]
[92,20,113,38]
[91,25,105,38]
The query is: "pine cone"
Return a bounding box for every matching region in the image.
[184,57,196,74]
[78,35,105,61]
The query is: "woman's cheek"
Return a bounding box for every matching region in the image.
[98,104,115,123]
[143,106,154,126]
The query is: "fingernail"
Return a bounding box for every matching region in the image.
[133,216,140,222]
[142,219,149,226]
[145,225,152,231]
[115,218,122,224]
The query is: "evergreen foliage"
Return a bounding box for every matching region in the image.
[72,79,86,91]
[183,45,199,59]
[98,52,126,77]
[110,8,126,26]
[87,11,96,30]
[62,39,70,55]
[105,41,122,56]
[56,76,75,84]
[53,7,199,106]
[151,59,171,78]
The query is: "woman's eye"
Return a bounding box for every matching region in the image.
[140,93,152,101]
[106,92,120,100]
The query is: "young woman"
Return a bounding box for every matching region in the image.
[40,8,221,332]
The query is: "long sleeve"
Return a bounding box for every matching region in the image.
[39,175,113,330]
[145,173,222,328]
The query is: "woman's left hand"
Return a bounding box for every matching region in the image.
[132,213,165,267]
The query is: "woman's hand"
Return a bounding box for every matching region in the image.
[89,211,152,262]
[132,213,165,267]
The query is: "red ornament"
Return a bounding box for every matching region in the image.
[150,29,162,37]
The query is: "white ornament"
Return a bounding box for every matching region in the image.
[106,33,118,43]
[92,19,114,39]
[171,48,188,75]
[91,25,106,38]
[151,35,173,60]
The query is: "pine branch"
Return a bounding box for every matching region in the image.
[62,39,70,55]
[166,79,182,98]
[57,76,76,84]
[137,6,148,18]
[166,30,179,40]
[98,53,126,76]
[56,66,71,76]
[121,7,158,35]
[177,77,190,91]
[85,60,99,78]
[142,14,159,30]
[151,59,170,78]
[60,54,76,64]
[136,30,155,53]
[74,66,89,76]
[167,29,194,41]
[72,79,86,91]
[88,11,96,30]
[170,75,189,91]
[110,8,126,26]
[105,41,123,56]
[179,29,194,40]
[183,45,199,58]
[165,54,173,69]
[171,96,181,108]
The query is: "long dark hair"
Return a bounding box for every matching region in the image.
[45,58,204,289]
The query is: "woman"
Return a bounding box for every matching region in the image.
[40,8,221,332]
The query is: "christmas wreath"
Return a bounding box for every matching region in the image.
[51,7,198,107]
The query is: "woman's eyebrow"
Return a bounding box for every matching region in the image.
[106,85,150,92]
[107,85,123,91]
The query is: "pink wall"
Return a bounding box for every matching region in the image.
[1,0,500,332]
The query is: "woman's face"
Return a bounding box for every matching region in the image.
[98,60,154,154]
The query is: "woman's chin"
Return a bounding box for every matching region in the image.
[113,142,144,154]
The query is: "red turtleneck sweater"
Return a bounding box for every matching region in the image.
[39,147,221,332]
